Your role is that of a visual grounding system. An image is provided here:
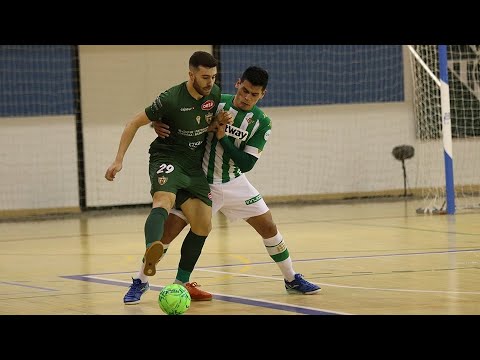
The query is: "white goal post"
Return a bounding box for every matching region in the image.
[408,45,480,214]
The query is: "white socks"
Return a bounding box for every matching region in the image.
[263,232,296,282]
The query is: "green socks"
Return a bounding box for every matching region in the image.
[144,207,168,248]
[176,230,207,283]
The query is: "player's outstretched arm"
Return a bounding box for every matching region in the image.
[105,111,151,181]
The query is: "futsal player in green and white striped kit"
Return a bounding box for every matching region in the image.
[154,66,320,296]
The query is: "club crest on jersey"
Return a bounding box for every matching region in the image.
[158,176,168,185]
[245,113,254,124]
[225,124,248,141]
[196,115,201,124]
[205,112,213,124]
[201,100,215,111]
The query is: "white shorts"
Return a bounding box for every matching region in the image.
[171,174,269,223]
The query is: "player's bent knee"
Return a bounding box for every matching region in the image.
[190,221,212,236]
[248,215,278,238]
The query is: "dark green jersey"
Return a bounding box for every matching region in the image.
[203,94,272,184]
[145,81,220,170]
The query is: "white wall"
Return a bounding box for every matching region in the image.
[250,102,416,200]
[0,116,79,212]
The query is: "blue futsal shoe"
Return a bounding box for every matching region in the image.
[284,273,321,295]
[124,278,149,304]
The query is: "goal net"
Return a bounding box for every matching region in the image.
[409,45,480,213]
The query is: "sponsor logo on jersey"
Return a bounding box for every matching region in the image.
[208,192,212,200]
[201,100,215,111]
[180,107,194,112]
[245,194,262,205]
[178,127,208,137]
[264,129,271,141]
[158,176,168,185]
[189,140,203,149]
[225,124,248,141]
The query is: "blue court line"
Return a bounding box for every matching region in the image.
[0,281,58,292]
[61,275,340,315]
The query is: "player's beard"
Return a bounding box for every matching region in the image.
[193,78,212,96]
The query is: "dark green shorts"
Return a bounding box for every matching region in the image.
[149,154,211,207]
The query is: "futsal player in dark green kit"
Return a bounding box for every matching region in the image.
[105,51,231,304]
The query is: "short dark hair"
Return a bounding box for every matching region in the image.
[240,66,269,90]
[189,51,218,69]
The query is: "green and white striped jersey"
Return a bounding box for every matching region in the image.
[203,94,272,184]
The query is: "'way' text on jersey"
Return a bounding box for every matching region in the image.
[225,124,248,141]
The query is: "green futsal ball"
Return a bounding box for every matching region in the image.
[158,284,191,315]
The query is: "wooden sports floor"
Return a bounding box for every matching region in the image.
[1,198,479,315]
